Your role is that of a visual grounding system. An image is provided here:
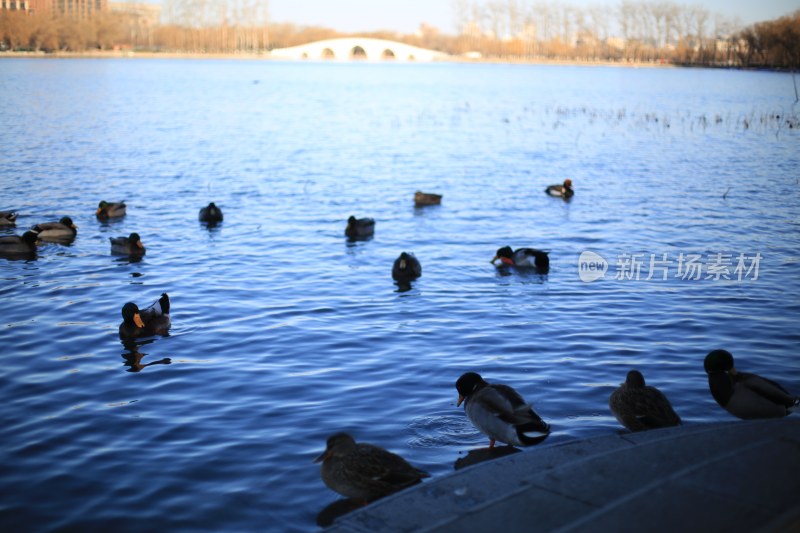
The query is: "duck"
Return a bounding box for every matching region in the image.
[0,231,39,257]
[491,246,549,273]
[704,349,799,419]
[119,293,171,340]
[199,202,223,224]
[0,211,18,226]
[455,372,550,448]
[392,252,421,282]
[414,191,442,206]
[545,179,574,198]
[110,232,146,256]
[314,432,430,503]
[31,216,77,242]
[96,200,126,219]
[608,370,681,432]
[345,216,375,239]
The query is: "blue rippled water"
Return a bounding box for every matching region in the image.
[1,59,799,531]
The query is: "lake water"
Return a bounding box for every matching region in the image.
[1,58,799,531]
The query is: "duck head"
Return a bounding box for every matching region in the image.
[22,231,40,246]
[625,370,646,388]
[121,302,145,328]
[563,179,573,191]
[59,216,77,229]
[455,372,488,406]
[704,349,735,375]
[314,432,357,463]
[129,232,144,250]
[97,201,109,215]
[491,246,514,266]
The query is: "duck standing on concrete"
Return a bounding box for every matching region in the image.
[345,216,375,239]
[96,200,126,219]
[119,293,171,340]
[704,349,799,419]
[314,432,430,503]
[609,370,681,431]
[491,246,549,273]
[31,216,77,242]
[0,231,38,257]
[545,179,574,198]
[0,211,18,226]
[392,252,421,282]
[110,232,146,256]
[199,202,223,224]
[455,372,550,448]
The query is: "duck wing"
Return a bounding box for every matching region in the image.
[737,372,797,408]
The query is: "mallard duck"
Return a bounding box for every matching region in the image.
[96,200,126,219]
[345,216,375,239]
[0,211,18,227]
[199,202,223,224]
[392,252,421,282]
[491,246,549,273]
[609,370,681,431]
[545,179,574,198]
[31,216,77,242]
[0,231,38,257]
[704,349,799,419]
[414,191,442,206]
[110,233,145,256]
[119,293,171,340]
[455,372,550,448]
[314,432,430,503]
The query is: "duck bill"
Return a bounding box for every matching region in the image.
[133,313,145,328]
[313,449,331,463]
[137,241,144,249]
[399,259,407,269]
[457,395,465,407]
[490,255,499,264]
[96,208,103,215]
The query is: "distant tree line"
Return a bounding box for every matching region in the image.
[0,0,798,71]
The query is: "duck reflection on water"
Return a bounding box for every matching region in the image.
[121,341,171,372]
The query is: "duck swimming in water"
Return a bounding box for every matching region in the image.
[414,191,442,206]
[110,232,146,256]
[0,211,18,227]
[96,200,126,219]
[0,231,38,257]
[198,202,223,224]
[345,216,375,239]
[314,432,429,504]
[491,246,549,273]
[704,349,799,419]
[609,370,681,432]
[545,179,574,198]
[392,252,421,282]
[119,293,171,340]
[455,372,550,448]
[31,216,77,242]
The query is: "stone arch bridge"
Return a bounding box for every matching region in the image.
[269,37,448,62]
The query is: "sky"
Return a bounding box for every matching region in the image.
[269,0,800,35]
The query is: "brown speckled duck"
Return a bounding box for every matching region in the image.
[704,349,799,419]
[414,191,442,206]
[608,370,681,432]
[119,293,171,340]
[314,432,429,503]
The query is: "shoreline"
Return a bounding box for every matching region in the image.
[0,49,678,68]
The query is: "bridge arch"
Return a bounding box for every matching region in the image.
[270,37,448,62]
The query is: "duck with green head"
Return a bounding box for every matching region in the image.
[704,349,799,419]
[96,200,126,219]
[0,231,39,257]
[110,232,146,256]
[456,372,550,448]
[345,216,375,239]
[31,216,77,242]
[314,432,430,504]
[119,293,171,340]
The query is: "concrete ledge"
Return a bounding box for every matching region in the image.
[325,419,800,532]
